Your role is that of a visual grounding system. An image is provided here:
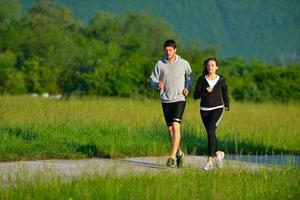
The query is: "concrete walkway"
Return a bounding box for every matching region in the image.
[1,155,284,188]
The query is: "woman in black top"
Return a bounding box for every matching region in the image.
[193,57,230,170]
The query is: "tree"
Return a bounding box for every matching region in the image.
[0,51,26,93]
[0,0,21,31]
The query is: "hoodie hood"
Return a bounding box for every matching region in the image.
[161,54,180,63]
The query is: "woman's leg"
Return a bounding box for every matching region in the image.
[200,110,214,168]
[207,125,218,156]
[201,108,224,169]
[200,110,215,157]
[209,108,224,156]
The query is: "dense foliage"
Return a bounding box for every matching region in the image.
[0,0,299,102]
[21,0,300,62]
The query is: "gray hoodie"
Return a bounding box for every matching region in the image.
[150,55,193,103]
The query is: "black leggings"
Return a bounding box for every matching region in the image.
[200,108,223,157]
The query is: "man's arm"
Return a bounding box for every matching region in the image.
[150,63,165,90]
[150,64,160,89]
[185,64,193,91]
[183,64,193,96]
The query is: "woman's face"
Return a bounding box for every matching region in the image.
[206,60,218,74]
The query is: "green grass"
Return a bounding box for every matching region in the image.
[0,95,299,161]
[1,168,299,200]
[0,95,299,200]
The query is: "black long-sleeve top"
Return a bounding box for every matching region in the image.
[193,75,230,109]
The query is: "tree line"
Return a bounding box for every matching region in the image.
[0,0,299,102]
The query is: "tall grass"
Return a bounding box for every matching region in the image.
[0,167,299,200]
[0,95,299,161]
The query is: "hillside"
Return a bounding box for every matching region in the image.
[21,0,300,63]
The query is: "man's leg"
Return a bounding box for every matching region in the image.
[166,124,177,167]
[170,122,180,159]
[164,101,185,167]
[167,125,177,159]
[171,101,185,158]
[167,125,174,142]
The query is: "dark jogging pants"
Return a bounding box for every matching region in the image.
[200,108,224,157]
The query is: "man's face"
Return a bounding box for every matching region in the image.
[164,46,176,60]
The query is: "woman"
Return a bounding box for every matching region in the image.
[193,57,230,170]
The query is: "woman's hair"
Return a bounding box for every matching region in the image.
[202,57,219,75]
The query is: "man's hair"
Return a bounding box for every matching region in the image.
[163,39,176,49]
[202,57,219,75]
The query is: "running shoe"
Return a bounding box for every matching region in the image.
[176,151,185,168]
[203,161,213,170]
[166,157,176,167]
[215,151,224,169]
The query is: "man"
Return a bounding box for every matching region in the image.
[150,39,193,167]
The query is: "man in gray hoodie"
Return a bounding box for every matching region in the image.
[150,39,193,168]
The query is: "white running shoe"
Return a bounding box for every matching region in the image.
[203,161,213,170]
[215,151,225,169]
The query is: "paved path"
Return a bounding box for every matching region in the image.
[2,155,290,188]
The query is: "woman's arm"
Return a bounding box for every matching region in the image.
[193,77,202,99]
[221,79,230,110]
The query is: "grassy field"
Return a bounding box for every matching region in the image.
[0,95,299,199]
[1,168,299,200]
[0,95,299,161]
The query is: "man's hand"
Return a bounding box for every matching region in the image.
[182,88,189,96]
[158,81,165,89]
